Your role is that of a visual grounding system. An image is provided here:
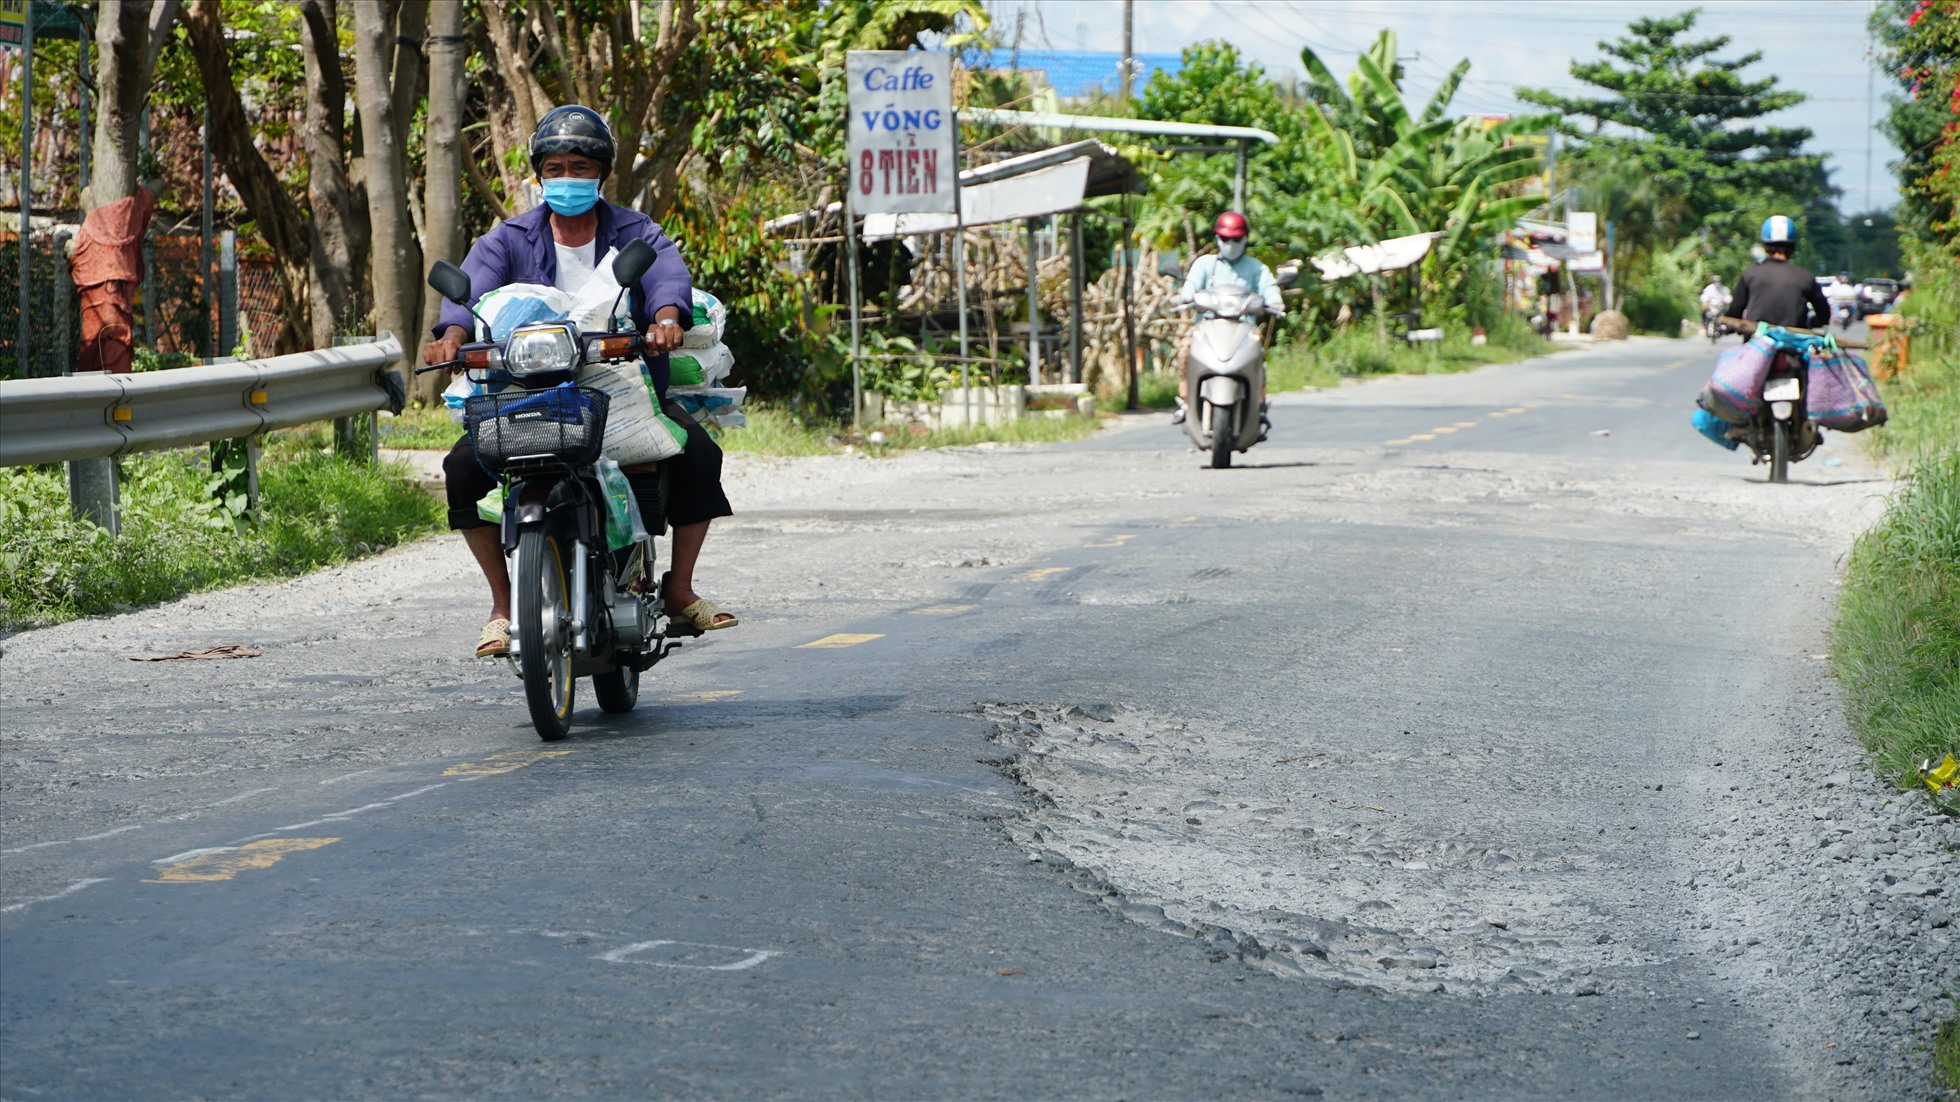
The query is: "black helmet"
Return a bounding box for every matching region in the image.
[529,105,615,173]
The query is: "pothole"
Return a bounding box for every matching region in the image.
[979,702,1668,996]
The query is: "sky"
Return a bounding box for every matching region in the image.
[982,0,1900,214]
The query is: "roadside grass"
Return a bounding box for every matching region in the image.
[377,403,464,450]
[1936,1003,1952,1098]
[0,448,442,632]
[1832,297,1960,805]
[1939,1004,1960,1094]
[715,404,1099,457]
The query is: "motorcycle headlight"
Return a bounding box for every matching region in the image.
[503,323,580,378]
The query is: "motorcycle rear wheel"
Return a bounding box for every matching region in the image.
[1209,404,1234,469]
[1769,421,1790,484]
[592,664,639,713]
[516,527,575,741]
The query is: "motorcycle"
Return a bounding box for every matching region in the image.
[1702,301,1731,343]
[1833,301,1856,330]
[1715,315,1864,483]
[1177,287,1273,469]
[421,240,687,741]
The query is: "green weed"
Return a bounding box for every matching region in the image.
[0,449,442,632]
[377,404,467,450]
[715,407,840,457]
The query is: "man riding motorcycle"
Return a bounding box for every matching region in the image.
[423,105,738,658]
[1729,215,1830,330]
[1171,212,1284,432]
[1699,276,1730,320]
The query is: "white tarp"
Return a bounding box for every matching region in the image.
[1311,231,1444,281]
[861,157,1091,241]
[846,51,957,215]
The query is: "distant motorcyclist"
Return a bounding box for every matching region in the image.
[1171,212,1283,428]
[1699,277,1730,316]
[1730,216,1830,330]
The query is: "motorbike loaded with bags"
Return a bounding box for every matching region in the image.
[1691,316,1885,484]
[420,240,692,742]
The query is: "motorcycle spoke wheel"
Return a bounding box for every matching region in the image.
[517,528,575,741]
[1769,421,1790,484]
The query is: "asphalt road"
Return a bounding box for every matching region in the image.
[0,335,1910,1099]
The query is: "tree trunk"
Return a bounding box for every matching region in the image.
[84,1,160,214]
[417,0,467,405]
[299,0,368,351]
[181,0,312,353]
[391,0,429,249]
[353,0,423,379]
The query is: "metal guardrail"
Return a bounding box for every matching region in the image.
[0,334,403,467]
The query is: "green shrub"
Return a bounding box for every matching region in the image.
[1623,285,1692,335]
[0,449,442,632]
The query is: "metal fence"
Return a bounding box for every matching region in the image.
[2,225,288,380]
[0,334,404,467]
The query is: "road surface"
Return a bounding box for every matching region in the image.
[4,335,1949,1099]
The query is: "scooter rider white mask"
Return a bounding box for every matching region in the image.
[1217,235,1247,262]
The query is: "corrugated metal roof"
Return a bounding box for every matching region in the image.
[971,49,1184,99]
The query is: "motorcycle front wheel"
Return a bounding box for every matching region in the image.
[1769,420,1790,484]
[516,527,575,741]
[1209,404,1234,469]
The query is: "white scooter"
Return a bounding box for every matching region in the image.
[1176,288,1273,469]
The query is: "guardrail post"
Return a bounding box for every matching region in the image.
[67,457,120,536]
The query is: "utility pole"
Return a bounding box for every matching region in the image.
[1120,0,1133,107]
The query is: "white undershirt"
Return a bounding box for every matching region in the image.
[553,239,597,295]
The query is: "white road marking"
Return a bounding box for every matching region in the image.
[269,783,448,832]
[598,939,781,971]
[1,825,146,856]
[319,769,381,785]
[3,787,283,858]
[0,878,109,915]
[208,787,279,807]
[153,847,236,866]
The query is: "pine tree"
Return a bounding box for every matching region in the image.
[1520,10,1826,251]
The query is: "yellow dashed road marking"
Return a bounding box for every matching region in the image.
[1083,534,1135,548]
[444,749,576,776]
[798,633,884,649]
[1384,438,1413,446]
[665,690,744,703]
[146,838,338,883]
[1505,406,1529,414]
[1171,516,1197,523]
[1487,411,1510,418]
[1454,421,1477,428]
[1560,393,1578,400]
[911,605,975,615]
[1429,427,1458,434]
[1408,433,1436,441]
[1013,567,1069,583]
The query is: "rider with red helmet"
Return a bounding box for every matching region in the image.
[1172,212,1283,429]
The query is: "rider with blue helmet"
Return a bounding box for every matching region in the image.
[1729,215,1830,329]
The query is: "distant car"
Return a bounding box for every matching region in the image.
[1857,278,1900,316]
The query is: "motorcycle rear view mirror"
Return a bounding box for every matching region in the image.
[612,239,655,286]
[1275,259,1302,289]
[428,260,473,306]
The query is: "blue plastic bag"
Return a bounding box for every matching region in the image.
[1692,406,1739,451]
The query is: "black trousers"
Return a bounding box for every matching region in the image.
[444,400,732,531]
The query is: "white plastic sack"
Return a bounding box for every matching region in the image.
[568,247,635,333]
[585,359,686,465]
[669,385,747,429]
[475,283,574,339]
[668,342,734,388]
[681,288,726,348]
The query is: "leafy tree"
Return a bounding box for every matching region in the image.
[1135,42,1307,258]
[1519,9,1825,249]
[1873,0,1959,253]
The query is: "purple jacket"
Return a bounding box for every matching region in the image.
[435,199,693,395]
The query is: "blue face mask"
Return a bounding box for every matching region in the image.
[541,177,601,216]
